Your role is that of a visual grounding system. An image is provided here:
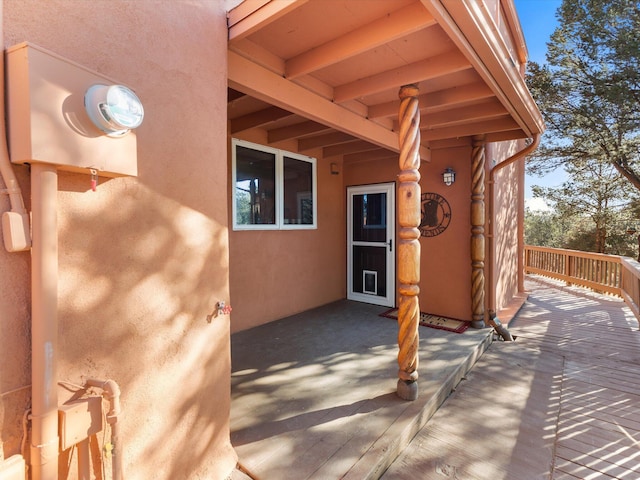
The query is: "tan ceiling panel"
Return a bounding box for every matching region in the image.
[333,50,471,103]
[285,2,436,79]
[227,0,544,155]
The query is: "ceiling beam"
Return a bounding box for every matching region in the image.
[420,0,544,136]
[228,0,309,42]
[333,50,471,103]
[230,106,294,134]
[419,99,507,129]
[484,129,528,142]
[343,148,397,163]
[368,82,494,119]
[298,132,355,151]
[421,116,520,141]
[429,137,472,150]
[285,3,436,79]
[229,50,430,160]
[228,88,246,102]
[267,120,331,143]
[323,140,380,158]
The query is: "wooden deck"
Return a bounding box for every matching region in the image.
[382,276,640,479]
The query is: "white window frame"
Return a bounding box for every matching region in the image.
[232,138,317,231]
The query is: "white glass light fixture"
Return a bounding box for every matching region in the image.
[85,84,144,137]
[442,167,456,186]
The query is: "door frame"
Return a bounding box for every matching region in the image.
[347,182,395,307]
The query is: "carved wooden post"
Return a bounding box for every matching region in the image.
[470,138,486,328]
[396,84,421,400]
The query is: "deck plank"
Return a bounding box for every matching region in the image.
[382,276,640,479]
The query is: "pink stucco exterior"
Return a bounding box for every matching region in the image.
[1,1,237,478]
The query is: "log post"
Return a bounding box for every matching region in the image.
[470,137,486,328]
[396,84,421,400]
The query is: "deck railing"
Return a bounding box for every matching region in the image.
[524,245,640,322]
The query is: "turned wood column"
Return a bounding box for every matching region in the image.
[396,84,421,400]
[470,138,486,328]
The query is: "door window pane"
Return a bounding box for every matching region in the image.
[352,193,387,242]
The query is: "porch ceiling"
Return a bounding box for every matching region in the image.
[227,0,544,162]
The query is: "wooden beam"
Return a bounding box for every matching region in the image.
[368,82,494,119]
[343,148,397,163]
[323,140,379,158]
[298,132,354,151]
[484,129,528,142]
[229,50,430,160]
[420,116,519,141]
[228,0,309,42]
[228,88,246,102]
[429,137,472,150]
[230,106,294,134]
[285,3,436,79]
[333,50,470,103]
[420,99,507,128]
[267,121,331,143]
[229,39,286,75]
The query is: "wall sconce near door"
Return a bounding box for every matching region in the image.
[330,162,339,175]
[442,167,455,186]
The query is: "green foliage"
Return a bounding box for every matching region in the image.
[525,207,639,257]
[526,0,640,187]
[524,208,567,248]
[525,0,640,256]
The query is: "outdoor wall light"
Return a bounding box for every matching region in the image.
[330,162,339,175]
[442,167,455,186]
[85,84,144,137]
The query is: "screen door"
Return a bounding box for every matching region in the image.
[347,183,395,307]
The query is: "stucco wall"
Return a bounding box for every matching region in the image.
[344,149,473,322]
[488,140,523,312]
[1,1,237,478]
[229,132,346,332]
[420,148,474,320]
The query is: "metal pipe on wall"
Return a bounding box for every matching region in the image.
[85,378,123,480]
[30,162,59,480]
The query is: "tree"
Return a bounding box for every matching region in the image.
[526,0,640,189]
[531,157,636,252]
[524,208,568,248]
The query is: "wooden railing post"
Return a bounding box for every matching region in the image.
[396,84,421,401]
[470,137,486,329]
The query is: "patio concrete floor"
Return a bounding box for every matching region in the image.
[229,300,493,479]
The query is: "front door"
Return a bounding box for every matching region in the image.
[347,183,395,307]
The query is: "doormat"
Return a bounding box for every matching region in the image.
[380,309,469,333]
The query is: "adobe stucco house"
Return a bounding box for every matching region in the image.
[0,1,542,479]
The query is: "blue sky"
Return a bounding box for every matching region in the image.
[513,0,565,209]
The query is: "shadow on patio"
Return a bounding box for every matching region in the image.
[230,300,493,479]
[380,275,640,479]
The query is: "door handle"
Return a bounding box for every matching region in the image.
[388,239,393,251]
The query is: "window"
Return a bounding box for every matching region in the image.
[232,139,317,230]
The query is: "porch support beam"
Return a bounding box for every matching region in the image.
[470,137,486,328]
[396,84,422,401]
[229,50,430,161]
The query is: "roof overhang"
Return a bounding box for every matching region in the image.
[227,0,544,161]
